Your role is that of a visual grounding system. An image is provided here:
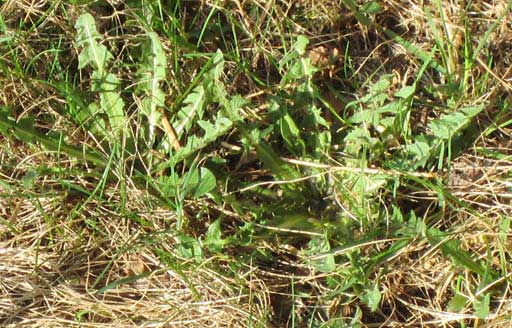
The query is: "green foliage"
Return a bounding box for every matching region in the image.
[172,49,227,138]
[342,0,383,27]
[176,234,203,262]
[96,271,152,295]
[157,166,216,199]
[305,236,336,273]
[74,13,126,136]
[401,104,484,170]
[204,219,228,253]
[3,1,511,325]
[279,35,318,84]
[360,284,381,312]
[136,31,167,145]
[447,293,467,312]
[0,107,104,164]
[173,113,234,162]
[473,293,491,319]
[425,228,497,279]
[164,50,239,161]
[173,85,206,135]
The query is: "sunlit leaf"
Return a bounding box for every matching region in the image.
[395,85,416,99]
[361,285,381,312]
[473,293,491,319]
[74,13,126,136]
[204,219,228,252]
[173,85,206,135]
[306,237,336,273]
[137,31,167,143]
[193,167,216,198]
[447,293,467,312]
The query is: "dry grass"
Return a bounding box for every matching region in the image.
[1,0,512,327]
[0,185,271,327]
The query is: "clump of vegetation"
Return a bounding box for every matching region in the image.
[1,0,512,327]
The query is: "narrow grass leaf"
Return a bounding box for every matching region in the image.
[0,108,104,165]
[96,272,152,295]
[426,228,496,279]
[382,28,445,75]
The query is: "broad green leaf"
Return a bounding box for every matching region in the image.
[447,293,467,312]
[361,1,383,15]
[306,237,336,273]
[137,31,167,142]
[160,167,215,199]
[171,50,237,152]
[253,138,298,181]
[313,253,336,273]
[279,35,310,78]
[344,127,374,159]
[310,105,330,128]
[473,293,491,319]
[172,114,233,161]
[147,32,166,81]
[207,49,225,81]
[403,134,433,169]
[192,167,216,198]
[204,219,227,252]
[176,234,202,262]
[294,35,309,55]
[301,58,319,78]
[348,109,380,125]
[272,212,318,231]
[499,216,510,244]
[81,103,106,134]
[279,110,306,156]
[173,85,206,135]
[99,90,125,133]
[394,85,415,99]
[236,221,254,246]
[74,12,126,136]
[157,174,180,198]
[78,43,111,71]
[205,50,300,181]
[354,11,372,26]
[347,75,391,110]
[75,13,111,73]
[429,105,484,140]
[227,95,248,120]
[22,170,38,189]
[368,238,412,269]
[350,173,388,196]
[361,285,381,312]
[370,74,393,95]
[313,130,331,158]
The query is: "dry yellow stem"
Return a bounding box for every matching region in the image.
[161,112,181,151]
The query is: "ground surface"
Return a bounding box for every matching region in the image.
[1,1,512,327]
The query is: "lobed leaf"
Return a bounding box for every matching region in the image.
[136,32,167,142]
[74,13,126,136]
